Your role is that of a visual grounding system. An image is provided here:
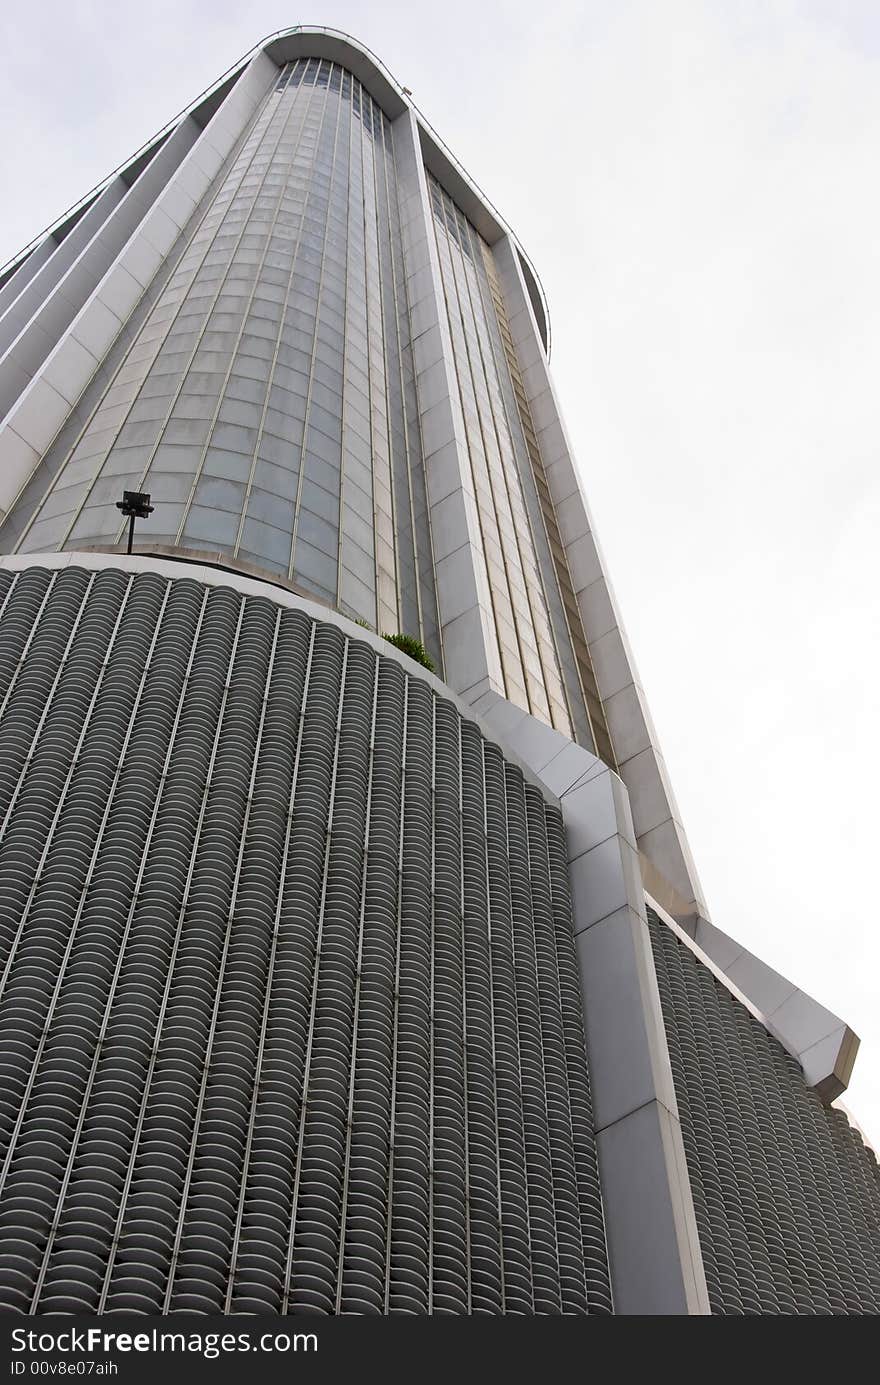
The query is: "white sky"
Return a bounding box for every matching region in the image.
[2,0,878,1139]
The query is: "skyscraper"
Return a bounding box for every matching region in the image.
[0,25,876,1315]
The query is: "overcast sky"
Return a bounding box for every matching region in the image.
[2,0,878,1139]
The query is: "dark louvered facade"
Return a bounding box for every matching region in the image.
[649,907,880,1314]
[0,563,612,1316]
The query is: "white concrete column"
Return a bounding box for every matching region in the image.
[391,108,503,699]
[490,233,708,928]
[471,685,710,1315]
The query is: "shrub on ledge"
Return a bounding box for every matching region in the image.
[382,632,435,672]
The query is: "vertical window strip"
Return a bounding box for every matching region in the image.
[460,721,504,1313]
[28,575,174,1310]
[0,567,56,728]
[334,651,380,1312]
[0,569,94,896]
[22,79,290,557]
[229,70,340,560]
[382,674,408,1311]
[348,79,382,629]
[172,75,328,554]
[470,241,591,745]
[91,583,219,1310]
[423,183,507,696]
[282,630,351,1311]
[432,181,531,710]
[483,739,535,1312]
[385,121,442,668]
[32,577,211,1313]
[384,115,437,653]
[373,116,418,643]
[101,589,246,1311]
[454,211,570,734]
[0,571,128,1206]
[386,676,433,1313]
[462,233,570,723]
[288,69,348,595]
[503,763,563,1312]
[480,245,616,765]
[359,85,398,637]
[164,599,282,1311]
[225,613,316,1312]
[334,73,358,619]
[342,99,378,625]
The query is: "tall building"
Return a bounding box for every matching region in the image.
[0,26,876,1316]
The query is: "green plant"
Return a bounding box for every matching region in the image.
[354,617,373,629]
[382,632,435,672]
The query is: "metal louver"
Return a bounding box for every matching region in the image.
[0,563,611,1316]
[649,907,880,1314]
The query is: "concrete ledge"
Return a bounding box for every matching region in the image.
[650,895,860,1102]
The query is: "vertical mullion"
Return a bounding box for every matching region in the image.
[335,73,355,609]
[93,585,226,1310]
[437,189,532,714]
[459,221,560,728]
[481,741,507,1314]
[382,675,407,1311]
[40,77,287,556]
[379,114,424,642]
[162,602,280,1310]
[0,571,96,1008]
[0,571,79,849]
[287,67,347,582]
[173,79,324,548]
[281,638,350,1313]
[334,650,380,1312]
[224,618,316,1311]
[459,719,473,1313]
[0,568,57,818]
[231,75,334,552]
[366,102,402,635]
[0,573,131,1194]
[28,578,173,1307]
[425,182,506,694]
[427,693,436,1314]
[0,570,20,630]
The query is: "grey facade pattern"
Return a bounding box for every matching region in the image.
[0,563,611,1315]
[427,177,580,743]
[649,907,880,1314]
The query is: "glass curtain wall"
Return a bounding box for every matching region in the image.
[10,60,440,667]
[427,176,591,744]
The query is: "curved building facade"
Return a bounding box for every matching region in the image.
[0,560,610,1316]
[0,27,877,1316]
[9,60,440,660]
[0,47,601,756]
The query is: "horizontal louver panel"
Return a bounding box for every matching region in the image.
[0,564,610,1316]
[649,907,880,1315]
